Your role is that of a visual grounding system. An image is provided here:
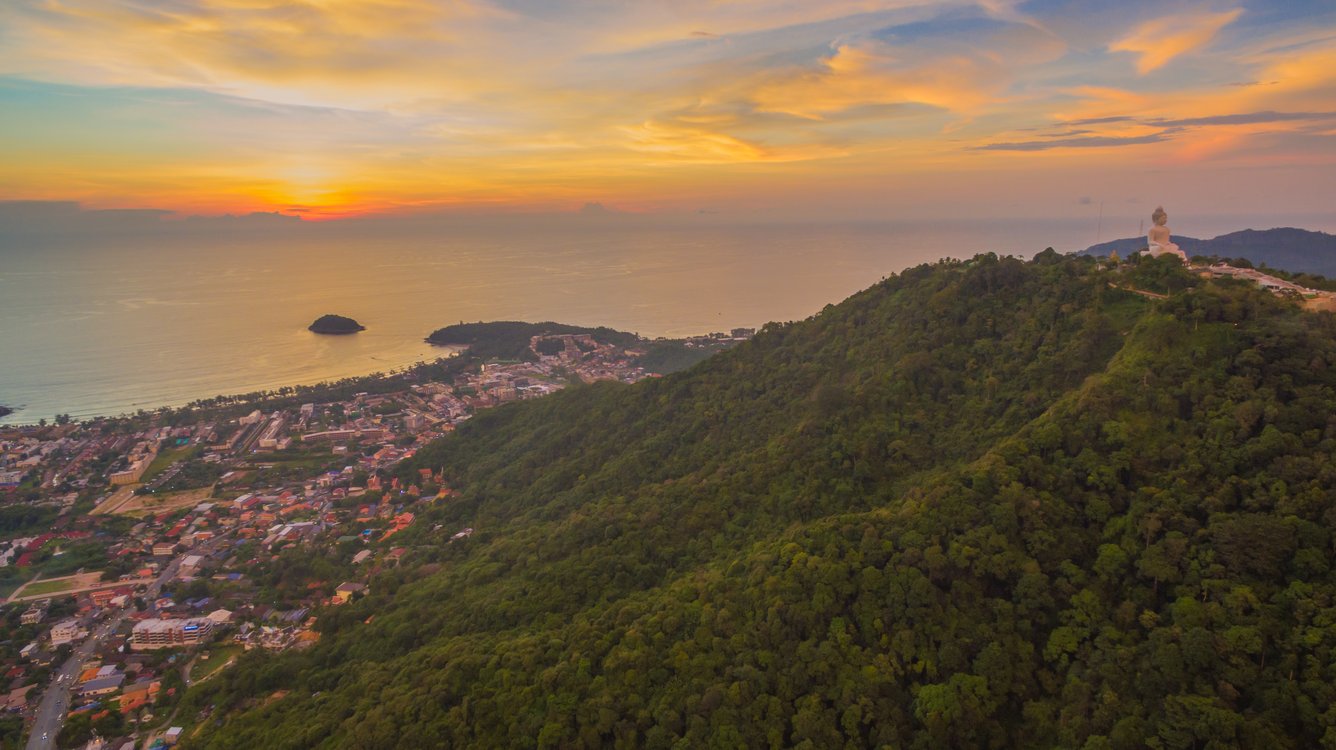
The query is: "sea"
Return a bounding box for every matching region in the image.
[3,215,1332,424]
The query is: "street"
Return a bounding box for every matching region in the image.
[24,547,194,750]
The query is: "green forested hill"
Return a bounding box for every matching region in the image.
[184,252,1336,749]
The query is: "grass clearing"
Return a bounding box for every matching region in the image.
[19,579,81,596]
[8,571,101,601]
[192,644,243,684]
[115,486,214,517]
[141,445,199,484]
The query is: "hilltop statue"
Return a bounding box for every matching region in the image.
[1146,206,1188,263]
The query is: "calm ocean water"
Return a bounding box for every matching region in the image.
[2,216,1329,424]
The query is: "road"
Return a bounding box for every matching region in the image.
[7,576,157,606]
[24,544,202,750]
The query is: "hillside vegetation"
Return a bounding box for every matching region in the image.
[185,252,1336,749]
[424,321,640,361]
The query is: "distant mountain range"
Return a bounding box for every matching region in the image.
[1079,227,1336,276]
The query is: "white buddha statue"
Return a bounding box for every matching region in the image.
[1146,206,1187,263]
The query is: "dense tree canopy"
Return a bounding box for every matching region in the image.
[184,254,1336,749]
[424,321,639,361]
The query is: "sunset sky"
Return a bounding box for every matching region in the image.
[1,0,1333,222]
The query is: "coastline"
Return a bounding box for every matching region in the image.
[0,349,463,429]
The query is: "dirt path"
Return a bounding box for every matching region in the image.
[1107,282,1169,300]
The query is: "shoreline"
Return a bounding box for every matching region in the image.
[0,348,463,430]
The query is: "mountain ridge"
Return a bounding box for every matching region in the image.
[1078,227,1336,276]
[183,253,1336,749]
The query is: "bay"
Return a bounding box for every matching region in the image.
[2,215,1327,423]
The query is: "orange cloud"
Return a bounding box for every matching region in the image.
[619,119,846,164]
[1110,8,1243,74]
[752,44,1001,119]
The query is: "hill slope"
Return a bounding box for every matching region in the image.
[1080,227,1336,276]
[184,253,1336,749]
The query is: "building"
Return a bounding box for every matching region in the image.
[110,455,152,485]
[118,680,161,713]
[257,417,287,449]
[333,582,366,604]
[20,601,48,625]
[79,674,125,697]
[50,619,82,646]
[180,554,205,576]
[301,429,360,443]
[130,618,214,650]
[111,441,158,485]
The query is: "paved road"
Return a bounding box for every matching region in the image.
[24,548,194,750]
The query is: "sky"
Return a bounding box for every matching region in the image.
[1,0,1334,224]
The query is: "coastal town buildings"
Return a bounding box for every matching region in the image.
[131,618,215,650]
[0,326,752,742]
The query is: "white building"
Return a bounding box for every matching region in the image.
[49,618,82,647]
[131,618,214,650]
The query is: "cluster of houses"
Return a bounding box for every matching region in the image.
[0,326,764,747]
[0,434,59,489]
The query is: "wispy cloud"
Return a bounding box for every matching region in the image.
[1109,8,1244,74]
[1153,110,1336,127]
[977,132,1174,151]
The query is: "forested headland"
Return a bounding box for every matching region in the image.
[424,321,640,361]
[183,251,1336,749]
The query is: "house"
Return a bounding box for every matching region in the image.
[79,674,125,697]
[332,582,366,604]
[118,680,161,713]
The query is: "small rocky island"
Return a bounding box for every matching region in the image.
[308,314,366,335]
[0,405,11,418]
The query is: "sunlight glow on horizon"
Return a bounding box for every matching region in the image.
[0,0,1333,222]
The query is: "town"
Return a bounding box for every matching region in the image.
[0,327,753,749]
